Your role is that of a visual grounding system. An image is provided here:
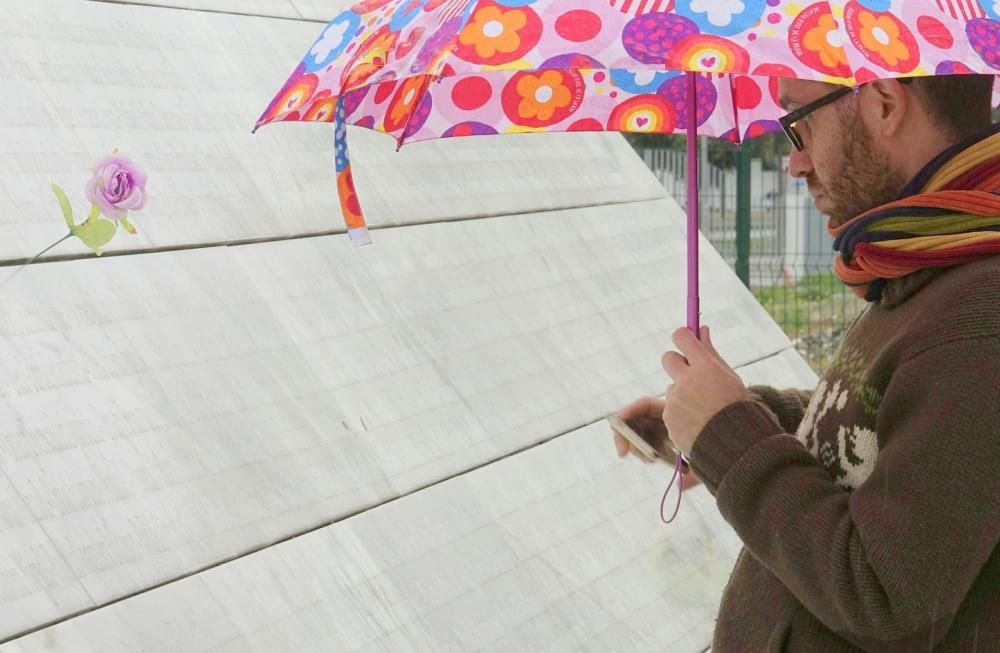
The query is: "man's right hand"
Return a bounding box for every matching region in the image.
[611,396,702,488]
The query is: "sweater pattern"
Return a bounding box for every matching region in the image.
[794,344,881,490]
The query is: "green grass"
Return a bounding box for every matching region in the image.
[708,237,775,254]
[752,270,866,373]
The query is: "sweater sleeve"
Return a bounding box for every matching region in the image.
[688,338,1000,651]
[745,385,814,435]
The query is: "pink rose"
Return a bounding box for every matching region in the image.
[84,154,147,221]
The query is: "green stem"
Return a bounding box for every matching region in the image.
[24,232,73,265]
[0,232,73,291]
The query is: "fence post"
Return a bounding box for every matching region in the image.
[735,144,751,289]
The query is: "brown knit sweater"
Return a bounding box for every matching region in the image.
[689,255,1000,652]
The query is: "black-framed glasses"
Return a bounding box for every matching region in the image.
[779,85,854,151]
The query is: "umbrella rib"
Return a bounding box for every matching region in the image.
[396,75,435,151]
[392,0,486,151]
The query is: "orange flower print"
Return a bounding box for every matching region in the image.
[858,11,909,67]
[383,75,433,135]
[515,71,571,122]
[454,2,541,65]
[386,77,423,130]
[460,5,527,59]
[304,95,337,122]
[802,14,848,71]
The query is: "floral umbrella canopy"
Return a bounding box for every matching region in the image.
[255,0,999,233]
[255,0,998,325]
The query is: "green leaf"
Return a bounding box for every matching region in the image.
[88,204,101,223]
[71,218,117,256]
[120,216,138,235]
[51,184,75,229]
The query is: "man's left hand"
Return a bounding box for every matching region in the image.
[660,325,750,457]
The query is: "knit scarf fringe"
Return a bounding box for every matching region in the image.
[830,123,1000,302]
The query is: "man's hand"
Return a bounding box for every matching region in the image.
[660,325,750,457]
[611,396,702,488]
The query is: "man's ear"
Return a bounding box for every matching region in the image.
[865,79,909,138]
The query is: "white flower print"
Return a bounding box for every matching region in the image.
[690,0,746,28]
[311,19,352,65]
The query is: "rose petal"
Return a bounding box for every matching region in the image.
[84,174,101,206]
[100,201,126,221]
[95,193,113,215]
[102,164,120,189]
[109,171,131,202]
[118,187,145,211]
[128,164,147,190]
[93,154,133,173]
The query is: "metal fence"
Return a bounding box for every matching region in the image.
[638,142,866,375]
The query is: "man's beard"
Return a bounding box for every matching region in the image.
[808,114,908,229]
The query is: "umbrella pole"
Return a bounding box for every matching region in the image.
[686,71,700,335]
[655,71,701,525]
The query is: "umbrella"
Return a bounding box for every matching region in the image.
[254,0,1000,519]
[256,0,999,325]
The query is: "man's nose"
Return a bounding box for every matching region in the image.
[787,146,812,179]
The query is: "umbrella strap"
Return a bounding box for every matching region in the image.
[659,451,687,524]
[335,96,371,246]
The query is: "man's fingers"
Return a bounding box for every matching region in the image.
[613,430,657,463]
[618,396,664,421]
[671,325,717,368]
[661,351,689,380]
[700,325,726,364]
[665,325,726,373]
[613,432,628,457]
[613,397,671,463]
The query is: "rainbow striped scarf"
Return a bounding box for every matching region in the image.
[830,123,1000,302]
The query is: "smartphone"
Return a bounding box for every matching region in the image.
[607,413,665,462]
[606,413,689,469]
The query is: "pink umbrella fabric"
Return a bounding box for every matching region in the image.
[254,0,999,352]
[256,1,999,144]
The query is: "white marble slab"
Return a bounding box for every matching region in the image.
[290,0,349,21]
[0,468,95,642]
[97,0,306,19]
[0,344,814,653]
[0,194,799,641]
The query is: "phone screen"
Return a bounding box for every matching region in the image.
[606,413,660,460]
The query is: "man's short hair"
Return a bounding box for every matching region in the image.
[902,74,995,139]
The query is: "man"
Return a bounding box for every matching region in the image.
[613,75,1000,651]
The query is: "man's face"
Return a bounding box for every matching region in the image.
[778,78,907,228]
